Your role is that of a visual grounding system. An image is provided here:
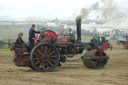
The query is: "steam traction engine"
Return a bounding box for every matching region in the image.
[11,19,109,72]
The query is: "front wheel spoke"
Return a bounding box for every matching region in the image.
[47,60,53,66]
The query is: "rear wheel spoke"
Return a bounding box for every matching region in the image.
[39,61,43,68]
[34,53,41,57]
[43,61,46,69]
[39,61,45,69]
[41,46,44,53]
[35,60,41,65]
[46,61,50,69]
[47,47,52,53]
[37,49,44,56]
[48,59,56,62]
[45,46,50,57]
[47,60,53,66]
[48,51,55,56]
[45,46,48,54]
[34,58,41,60]
[49,56,56,58]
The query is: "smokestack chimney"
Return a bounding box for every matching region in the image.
[76,18,81,43]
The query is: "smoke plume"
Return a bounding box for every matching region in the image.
[101,0,121,19]
[77,0,122,20]
[76,8,89,20]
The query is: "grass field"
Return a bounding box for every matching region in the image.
[0,48,11,53]
[0,40,127,85]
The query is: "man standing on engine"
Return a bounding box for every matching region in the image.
[29,24,41,53]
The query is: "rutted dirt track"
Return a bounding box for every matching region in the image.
[0,41,128,85]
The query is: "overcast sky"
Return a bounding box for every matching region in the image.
[0,0,128,21]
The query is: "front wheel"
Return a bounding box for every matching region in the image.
[30,43,60,72]
[82,50,109,69]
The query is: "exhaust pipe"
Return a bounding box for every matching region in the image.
[76,19,81,43]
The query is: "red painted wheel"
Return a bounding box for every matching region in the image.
[103,43,108,51]
[30,43,60,72]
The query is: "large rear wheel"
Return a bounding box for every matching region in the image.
[30,43,60,72]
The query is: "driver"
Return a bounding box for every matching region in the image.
[29,24,41,53]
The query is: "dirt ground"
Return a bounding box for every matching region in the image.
[0,40,128,85]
